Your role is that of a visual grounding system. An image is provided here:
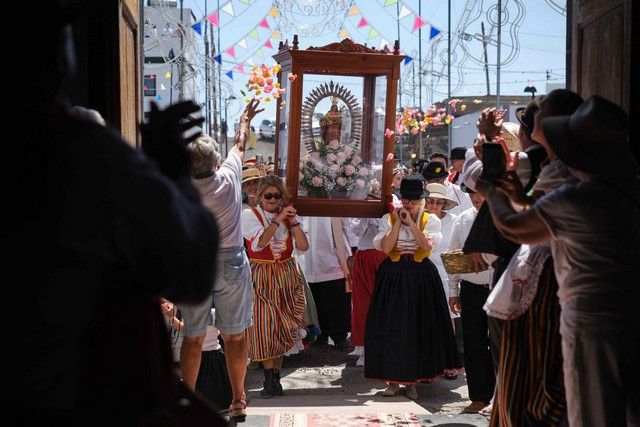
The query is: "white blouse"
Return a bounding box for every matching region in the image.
[374,209,443,254]
[241,206,303,259]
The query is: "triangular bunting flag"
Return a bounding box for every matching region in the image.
[235,63,245,73]
[239,0,251,4]
[225,46,236,58]
[348,6,360,16]
[403,55,413,65]
[412,15,426,31]
[225,70,233,79]
[213,54,222,64]
[357,18,368,28]
[206,11,218,26]
[368,27,379,40]
[398,5,412,19]
[264,39,273,49]
[221,1,235,16]
[165,71,171,78]
[160,83,166,90]
[429,26,441,39]
[237,38,248,50]
[268,7,280,17]
[379,38,389,49]
[271,30,282,40]
[258,18,270,29]
[246,57,254,66]
[255,49,264,58]
[384,0,398,5]
[191,22,202,35]
[156,95,163,101]
[248,28,260,40]
[339,27,349,38]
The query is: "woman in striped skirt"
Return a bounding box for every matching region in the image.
[241,176,309,398]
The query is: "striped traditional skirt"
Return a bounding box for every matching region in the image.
[490,257,566,426]
[245,257,306,361]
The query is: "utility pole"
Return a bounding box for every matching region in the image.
[447,0,452,156]
[418,0,422,159]
[204,0,210,133]
[496,0,502,108]
[211,22,218,138]
[217,0,223,152]
[179,0,184,101]
[481,22,491,96]
[396,2,402,109]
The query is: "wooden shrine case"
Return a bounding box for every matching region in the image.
[272,35,403,217]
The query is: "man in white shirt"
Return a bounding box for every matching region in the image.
[448,187,495,414]
[181,99,263,420]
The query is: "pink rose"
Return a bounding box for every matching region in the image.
[336,152,347,163]
[356,179,365,188]
[343,146,353,156]
[351,155,362,165]
[311,176,323,187]
[345,165,356,176]
[326,153,338,163]
[309,152,320,160]
[329,164,340,174]
[336,177,347,186]
[329,139,340,150]
[358,167,369,176]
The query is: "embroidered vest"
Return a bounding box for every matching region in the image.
[244,207,293,262]
[388,212,431,262]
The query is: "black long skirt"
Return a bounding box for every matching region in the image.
[195,349,232,412]
[364,257,462,384]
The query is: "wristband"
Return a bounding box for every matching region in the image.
[290,222,301,228]
[271,220,280,227]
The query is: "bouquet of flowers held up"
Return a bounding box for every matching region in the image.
[299,139,371,199]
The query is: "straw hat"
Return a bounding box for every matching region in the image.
[500,122,522,152]
[425,183,458,211]
[242,167,261,184]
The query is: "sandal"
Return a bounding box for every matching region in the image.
[229,398,247,421]
[444,369,458,380]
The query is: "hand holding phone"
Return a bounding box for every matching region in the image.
[481,142,506,181]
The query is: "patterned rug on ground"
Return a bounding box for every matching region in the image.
[270,413,422,427]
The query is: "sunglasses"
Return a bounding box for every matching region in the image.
[262,192,283,200]
[426,198,445,205]
[401,199,422,206]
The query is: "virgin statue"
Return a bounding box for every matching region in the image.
[320,97,342,144]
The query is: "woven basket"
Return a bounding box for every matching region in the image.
[440,249,487,274]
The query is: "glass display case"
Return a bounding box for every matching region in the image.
[273,35,403,217]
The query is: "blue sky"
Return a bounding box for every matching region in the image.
[173,0,566,124]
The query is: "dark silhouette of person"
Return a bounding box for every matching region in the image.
[3,2,225,425]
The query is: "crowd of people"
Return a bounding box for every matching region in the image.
[8,3,638,425]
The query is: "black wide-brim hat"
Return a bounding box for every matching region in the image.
[542,95,637,178]
[399,175,429,200]
[421,161,449,180]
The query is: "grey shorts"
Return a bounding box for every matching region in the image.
[178,246,253,337]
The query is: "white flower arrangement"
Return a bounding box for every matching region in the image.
[299,139,372,198]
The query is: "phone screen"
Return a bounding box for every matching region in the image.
[255,154,264,166]
[481,143,506,181]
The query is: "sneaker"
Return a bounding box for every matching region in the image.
[356,354,365,367]
[404,384,418,400]
[348,346,364,357]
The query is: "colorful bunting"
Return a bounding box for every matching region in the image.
[225,46,236,58]
[213,54,222,64]
[258,18,270,29]
[239,0,251,4]
[156,95,163,101]
[368,27,379,40]
[248,28,260,40]
[165,71,171,78]
[205,11,218,26]
[264,39,273,49]
[237,38,248,50]
[429,26,441,40]
[398,5,412,19]
[384,0,398,5]
[268,7,280,17]
[246,57,254,66]
[221,1,235,16]
[225,70,233,79]
[160,83,166,90]
[255,48,264,58]
[403,55,413,65]
[357,18,368,28]
[339,27,349,38]
[191,22,201,35]
[271,30,282,40]
[379,38,389,49]
[412,15,426,31]
[235,63,245,73]
[348,6,360,16]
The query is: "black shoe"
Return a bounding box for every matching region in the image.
[274,370,284,396]
[260,368,277,399]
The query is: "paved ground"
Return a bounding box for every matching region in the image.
[229,338,489,426]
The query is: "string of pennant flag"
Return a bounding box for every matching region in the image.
[182,0,443,80]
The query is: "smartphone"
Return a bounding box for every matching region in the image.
[481,142,506,181]
[255,154,264,166]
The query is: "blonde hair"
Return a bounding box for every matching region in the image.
[255,175,289,205]
[186,134,221,178]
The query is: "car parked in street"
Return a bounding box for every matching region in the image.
[259,118,277,141]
